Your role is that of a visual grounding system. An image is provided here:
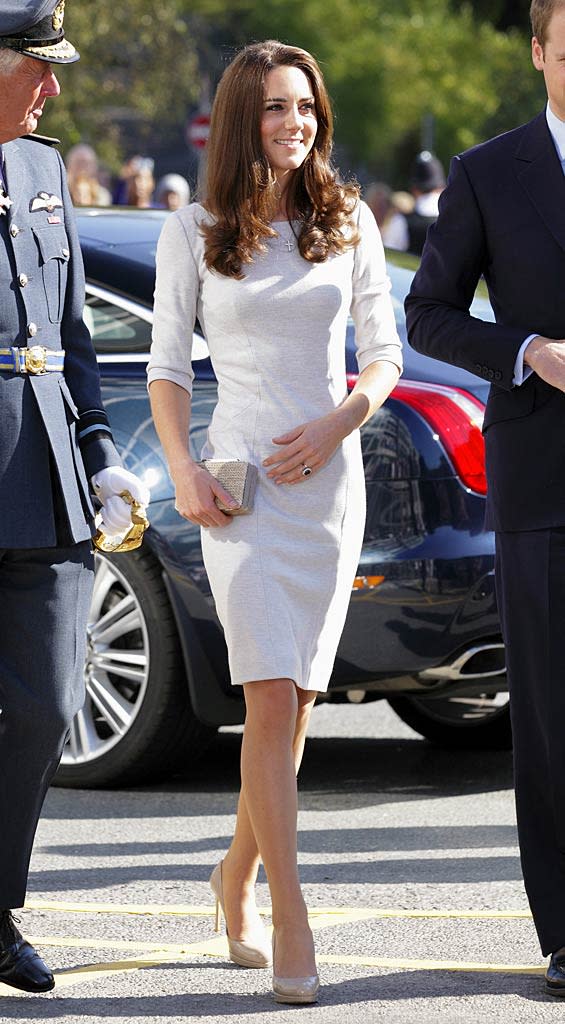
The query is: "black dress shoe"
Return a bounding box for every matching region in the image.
[546,946,565,996]
[0,910,54,993]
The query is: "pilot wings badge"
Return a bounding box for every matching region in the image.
[29,191,63,214]
[0,189,12,216]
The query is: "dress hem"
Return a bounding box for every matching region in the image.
[230,673,325,693]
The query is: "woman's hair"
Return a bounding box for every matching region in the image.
[203,39,360,278]
[530,0,565,48]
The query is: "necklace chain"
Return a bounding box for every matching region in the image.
[273,224,296,252]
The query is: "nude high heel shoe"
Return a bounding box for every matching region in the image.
[209,861,272,969]
[271,931,320,1004]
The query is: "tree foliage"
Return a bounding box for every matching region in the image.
[42,0,202,168]
[458,0,531,31]
[242,0,544,181]
[40,0,546,183]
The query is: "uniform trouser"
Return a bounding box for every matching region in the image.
[496,527,565,956]
[0,541,94,909]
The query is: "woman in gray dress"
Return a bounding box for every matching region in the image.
[148,40,402,1004]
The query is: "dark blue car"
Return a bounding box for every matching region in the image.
[56,208,507,788]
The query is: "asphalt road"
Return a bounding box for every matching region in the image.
[1,700,561,1023]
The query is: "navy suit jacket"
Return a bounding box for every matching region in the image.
[0,135,119,548]
[405,111,565,532]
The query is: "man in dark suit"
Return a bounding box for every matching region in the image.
[405,0,565,996]
[0,1,149,994]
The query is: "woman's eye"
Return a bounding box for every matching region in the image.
[301,103,316,114]
[265,103,283,111]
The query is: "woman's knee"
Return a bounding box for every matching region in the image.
[243,678,298,731]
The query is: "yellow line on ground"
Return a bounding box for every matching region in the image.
[317,955,545,974]
[24,900,532,921]
[29,935,228,954]
[0,950,546,998]
[25,900,217,918]
[0,959,160,996]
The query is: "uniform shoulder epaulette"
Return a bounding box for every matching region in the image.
[21,133,61,147]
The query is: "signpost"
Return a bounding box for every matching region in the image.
[187,112,210,150]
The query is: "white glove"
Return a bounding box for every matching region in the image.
[91,466,150,538]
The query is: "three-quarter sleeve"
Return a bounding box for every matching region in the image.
[147,210,200,395]
[350,200,403,375]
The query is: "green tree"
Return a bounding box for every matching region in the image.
[40,0,546,185]
[243,0,544,182]
[42,0,203,169]
[455,0,531,31]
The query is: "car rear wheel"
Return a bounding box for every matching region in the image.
[54,547,215,788]
[388,691,512,749]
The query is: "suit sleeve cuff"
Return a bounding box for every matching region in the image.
[513,335,538,386]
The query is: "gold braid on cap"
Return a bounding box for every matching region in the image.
[52,0,65,31]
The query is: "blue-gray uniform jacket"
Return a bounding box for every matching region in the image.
[0,134,120,549]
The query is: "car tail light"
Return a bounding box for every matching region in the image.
[347,373,487,495]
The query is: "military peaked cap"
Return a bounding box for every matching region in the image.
[0,1,79,64]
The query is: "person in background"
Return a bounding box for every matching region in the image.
[112,154,154,206]
[65,142,111,206]
[392,189,415,219]
[0,0,149,994]
[405,150,446,255]
[155,173,190,211]
[125,157,155,208]
[364,181,408,251]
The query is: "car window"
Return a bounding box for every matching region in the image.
[84,293,153,354]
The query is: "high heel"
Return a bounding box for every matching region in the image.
[272,931,320,1004]
[209,861,272,969]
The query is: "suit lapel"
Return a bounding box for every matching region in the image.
[515,111,565,254]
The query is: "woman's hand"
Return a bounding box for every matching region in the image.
[173,461,238,527]
[262,412,349,484]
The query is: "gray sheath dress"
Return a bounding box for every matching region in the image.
[148,200,402,691]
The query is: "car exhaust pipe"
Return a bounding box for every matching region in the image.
[417,642,506,683]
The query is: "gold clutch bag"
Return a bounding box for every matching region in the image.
[198,459,258,515]
[93,490,150,553]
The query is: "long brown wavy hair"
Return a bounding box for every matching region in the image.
[202,40,360,278]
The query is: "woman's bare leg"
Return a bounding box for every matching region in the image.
[224,679,317,975]
[220,683,316,944]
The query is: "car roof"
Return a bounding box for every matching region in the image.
[77,207,491,400]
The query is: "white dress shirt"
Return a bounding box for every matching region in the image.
[513,103,565,385]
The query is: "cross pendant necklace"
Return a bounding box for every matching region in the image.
[284,238,294,252]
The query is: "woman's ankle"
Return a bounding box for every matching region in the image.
[221,850,260,890]
[272,905,311,933]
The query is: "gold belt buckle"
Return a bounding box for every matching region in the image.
[93,489,150,554]
[24,345,48,374]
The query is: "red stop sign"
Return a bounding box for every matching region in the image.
[187,113,210,149]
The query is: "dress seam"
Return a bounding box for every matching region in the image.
[304,443,351,687]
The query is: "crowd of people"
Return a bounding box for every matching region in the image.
[363,149,447,255]
[63,140,445,255]
[64,145,191,211]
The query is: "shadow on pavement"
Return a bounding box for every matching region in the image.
[0,966,554,1019]
[45,732,514,814]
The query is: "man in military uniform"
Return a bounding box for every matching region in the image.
[0,1,149,993]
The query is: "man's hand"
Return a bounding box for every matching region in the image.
[524,336,565,392]
[91,466,150,537]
